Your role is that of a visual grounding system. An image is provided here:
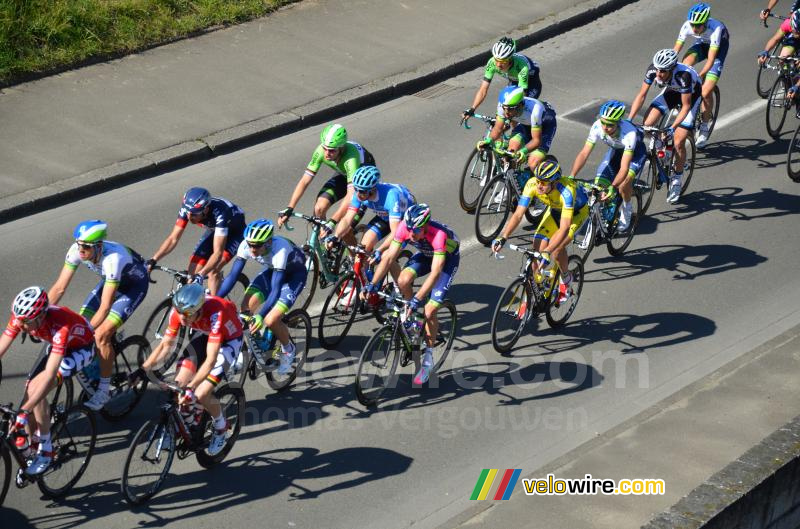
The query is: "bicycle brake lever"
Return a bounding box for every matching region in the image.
[492,251,505,260]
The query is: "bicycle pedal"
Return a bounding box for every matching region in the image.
[15,468,31,488]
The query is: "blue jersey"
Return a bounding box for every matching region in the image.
[348,183,415,221]
[177,197,245,236]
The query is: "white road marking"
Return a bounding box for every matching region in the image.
[713,98,765,131]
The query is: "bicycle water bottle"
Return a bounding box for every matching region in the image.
[15,433,33,460]
[255,328,273,353]
[82,355,101,383]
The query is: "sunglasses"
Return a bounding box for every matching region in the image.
[356,189,374,198]
[76,242,98,251]
[247,241,268,249]
[600,120,618,127]
[690,23,705,28]
[495,58,512,65]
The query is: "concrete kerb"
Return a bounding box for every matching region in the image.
[0,0,638,225]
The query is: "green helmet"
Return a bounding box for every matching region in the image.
[687,3,710,25]
[599,100,626,123]
[244,218,274,245]
[320,124,348,148]
[73,220,107,243]
[500,86,525,108]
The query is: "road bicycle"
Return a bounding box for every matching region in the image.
[490,244,584,353]
[636,125,696,215]
[238,310,311,392]
[0,400,96,506]
[473,147,544,246]
[317,242,410,349]
[354,290,457,407]
[757,13,788,98]
[459,112,508,212]
[571,183,641,265]
[765,55,800,139]
[120,380,244,505]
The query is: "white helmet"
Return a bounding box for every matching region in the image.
[12,286,49,321]
[652,49,678,71]
[492,37,516,60]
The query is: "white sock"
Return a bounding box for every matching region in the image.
[98,377,110,393]
[213,413,226,430]
[38,433,52,452]
[282,341,295,355]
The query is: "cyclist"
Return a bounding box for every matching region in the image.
[628,48,702,204]
[135,283,242,456]
[218,219,307,375]
[278,124,375,236]
[758,10,800,104]
[461,36,543,123]
[363,204,459,385]
[0,287,95,475]
[760,1,800,20]
[479,86,557,175]
[567,101,646,232]
[326,166,415,264]
[148,187,246,295]
[674,3,730,148]
[47,220,149,410]
[492,157,589,303]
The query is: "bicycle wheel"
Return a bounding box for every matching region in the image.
[296,248,319,312]
[318,272,361,349]
[757,43,781,98]
[572,208,599,266]
[524,196,545,225]
[475,175,512,245]
[766,77,790,139]
[51,375,74,416]
[372,249,413,324]
[141,298,182,379]
[459,147,494,213]
[100,335,150,421]
[355,326,401,407]
[491,277,532,353]
[266,309,311,391]
[607,191,642,257]
[787,124,800,182]
[37,405,96,498]
[221,272,249,303]
[0,444,10,507]
[429,300,457,374]
[676,134,696,197]
[701,84,720,141]
[121,417,176,505]
[635,156,658,216]
[195,386,245,468]
[546,256,585,328]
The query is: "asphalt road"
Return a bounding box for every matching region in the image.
[2,0,800,528]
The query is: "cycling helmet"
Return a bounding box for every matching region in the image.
[404,203,431,231]
[172,283,205,316]
[792,10,800,32]
[182,187,211,215]
[352,165,381,192]
[499,86,525,108]
[687,3,711,25]
[533,156,562,183]
[492,37,516,60]
[320,124,348,149]
[599,100,626,123]
[244,218,274,245]
[73,220,107,243]
[12,286,48,321]
[652,48,678,70]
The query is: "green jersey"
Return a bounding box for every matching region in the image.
[305,141,367,183]
[483,55,532,89]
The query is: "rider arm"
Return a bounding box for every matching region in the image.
[501,180,537,240]
[488,115,506,142]
[545,209,574,254]
[764,28,785,55]
[570,140,595,179]
[142,309,181,370]
[48,263,77,306]
[671,91,693,129]
[0,332,14,361]
[19,352,62,412]
[414,253,446,303]
[469,73,492,111]
[152,222,185,262]
[371,239,403,287]
[258,269,286,318]
[217,257,246,300]
[333,202,359,240]
[674,21,690,52]
[286,171,315,211]
[90,281,119,329]
[628,81,651,121]
[612,151,635,190]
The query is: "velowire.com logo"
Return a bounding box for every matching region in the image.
[469,469,522,500]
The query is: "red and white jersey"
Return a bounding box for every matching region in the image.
[165,295,242,344]
[4,306,94,356]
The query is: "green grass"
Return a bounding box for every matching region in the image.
[0,0,298,85]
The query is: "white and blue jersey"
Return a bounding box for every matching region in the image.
[348,183,415,221]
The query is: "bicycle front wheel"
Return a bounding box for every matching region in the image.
[607,191,641,257]
[37,405,96,498]
[318,272,361,349]
[757,44,781,98]
[266,309,311,391]
[195,385,245,468]
[546,256,585,328]
[0,444,10,507]
[355,326,402,407]
[121,417,176,505]
[787,124,800,182]
[459,148,494,212]
[141,298,182,379]
[101,335,150,421]
[676,134,696,197]
[491,277,532,353]
[766,77,790,139]
[475,175,512,245]
[701,84,720,141]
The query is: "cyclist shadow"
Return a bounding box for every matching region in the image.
[584,243,767,283]
[695,138,789,170]
[651,186,800,225]
[0,508,35,529]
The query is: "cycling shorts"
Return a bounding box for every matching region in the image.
[316,150,376,203]
[245,268,307,312]
[685,39,729,81]
[80,274,149,326]
[509,108,557,156]
[177,334,243,387]
[191,215,246,265]
[533,205,590,243]
[509,65,543,99]
[28,343,95,381]
[648,91,702,130]
[596,141,648,183]
[402,251,460,307]
[366,215,392,239]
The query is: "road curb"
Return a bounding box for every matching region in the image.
[0,0,638,225]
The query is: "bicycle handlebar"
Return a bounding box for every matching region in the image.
[461,113,496,130]
[762,12,787,28]
[278,209,331,233]
[148,265,190,285]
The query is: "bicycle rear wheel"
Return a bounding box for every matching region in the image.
[355,326,401,407]
[697,84,720,141]
[37,405,96,498]
[266,309,311,391]
[296,249,319,312]
[546,256,584,328]
[0,444,10,507]
[572,208,599,266]
[318,272,361,349]
[766,77,790,139]
[475,175,513,245]
[195,385,245,468]
[141,298,182,379]
[787,124,800,182]
[459,148,494,213]
[635,155,658,216]
[607,191,641,257]
[757,44,781,98]
[429,300,457,374]
[100,335,150,421]
[676,134,696,197]
[121,417,176,505]
[491,277,532,353]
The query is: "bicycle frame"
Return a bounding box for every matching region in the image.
[283,211,344,286]
[506,244,558,308]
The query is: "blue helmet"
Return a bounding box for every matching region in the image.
[73,219,107,243]
[599,100,626,123]
[244,218,274,245]
[352,165,381,192]
[404,203,431,231]
[687,3,710,25]
[182,187,211,214]
[533,156,562,183]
